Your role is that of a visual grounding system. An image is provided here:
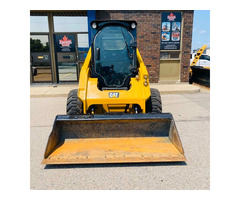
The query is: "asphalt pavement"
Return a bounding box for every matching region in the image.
[30,87,210,190]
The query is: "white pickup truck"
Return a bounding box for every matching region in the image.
[190,53,210,67]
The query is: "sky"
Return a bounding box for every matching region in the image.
[191,10,210,50]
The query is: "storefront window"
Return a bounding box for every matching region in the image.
[160,51,180,59]
[160,52,169,60]
[169,52,180,59]
[30,16,49,32]
[53,16,88,32]
[77,33,89,72]
[30,35,49,52]
[30,35,52,82]
[30,14,90,83]
[78,33,89,48]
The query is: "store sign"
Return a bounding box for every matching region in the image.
[59,35,72,47]
[161,12,182,50]
[55,34,75,52]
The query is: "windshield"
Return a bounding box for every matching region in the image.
[93,26,135,87]
[200,54,210,61]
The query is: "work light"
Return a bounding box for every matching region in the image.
[131,22,136,29]
[92,22,97,29]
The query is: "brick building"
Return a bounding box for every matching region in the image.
[30,10,193,84]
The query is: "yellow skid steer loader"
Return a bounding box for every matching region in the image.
[42,21,186,165]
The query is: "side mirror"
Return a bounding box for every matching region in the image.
[96,48,100,60]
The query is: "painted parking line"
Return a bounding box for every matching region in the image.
[60,73,72,79]
[34,73,49,78]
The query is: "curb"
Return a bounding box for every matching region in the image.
[158,89,200,94]
[30,94,69,98]
[30,85,200,97]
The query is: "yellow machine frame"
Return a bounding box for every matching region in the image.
[78,48,151,114]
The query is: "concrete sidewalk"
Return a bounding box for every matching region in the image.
[30,83,200,97]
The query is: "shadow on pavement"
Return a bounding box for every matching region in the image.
[44,161,187,169]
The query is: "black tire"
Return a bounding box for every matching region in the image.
[66,89,83,115]
[146,88,162,113]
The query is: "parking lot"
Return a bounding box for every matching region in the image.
[30,87,210,190]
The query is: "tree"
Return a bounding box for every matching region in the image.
[30,38,49,52]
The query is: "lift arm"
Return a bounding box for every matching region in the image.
[190,44,207,66]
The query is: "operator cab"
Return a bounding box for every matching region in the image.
[90,21,138,90]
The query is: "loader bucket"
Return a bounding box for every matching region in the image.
[42,114,186,165]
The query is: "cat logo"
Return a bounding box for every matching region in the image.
[109,92,119,98]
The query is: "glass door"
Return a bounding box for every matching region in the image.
[54,34,78,82]
[30,34,52,82]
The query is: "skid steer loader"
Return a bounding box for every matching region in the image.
[42,21,186,165]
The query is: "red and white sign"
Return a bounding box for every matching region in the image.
[167,13,176,21]
[59,35,72,47]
